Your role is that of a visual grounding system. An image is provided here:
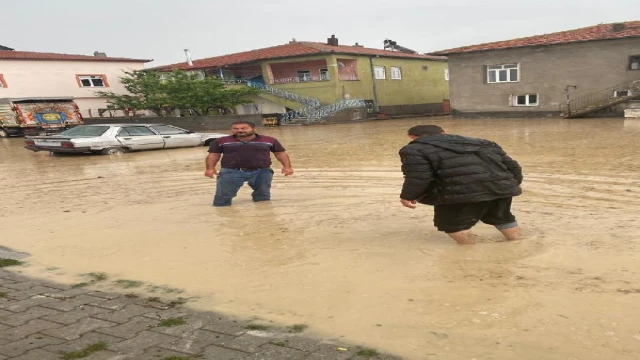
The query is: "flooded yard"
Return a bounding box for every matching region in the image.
[1,116,640,360]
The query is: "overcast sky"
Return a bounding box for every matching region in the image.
[2,0,637,67]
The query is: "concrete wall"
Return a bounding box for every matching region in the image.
[234,96,286,115]
[379,102,444,116]
[448,37,640,115]
[83,114,263,132]
[0,59,146,118]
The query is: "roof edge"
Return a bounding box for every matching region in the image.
[431,35,640,56]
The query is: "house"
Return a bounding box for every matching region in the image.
[430,21,640,118]
[0,47,151,117]
[152,36,449,120]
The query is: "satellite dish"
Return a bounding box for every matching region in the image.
[337,62,345,68]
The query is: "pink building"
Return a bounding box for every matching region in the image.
[0,47,151,117]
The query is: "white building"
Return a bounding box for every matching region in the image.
[0,47,151,117]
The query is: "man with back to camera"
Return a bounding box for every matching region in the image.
[398,125,523,245]
[204,121,293,207]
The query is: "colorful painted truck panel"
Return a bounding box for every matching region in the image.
[0,98,83,137]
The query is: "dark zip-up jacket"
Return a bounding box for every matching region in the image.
[399,134,523,205]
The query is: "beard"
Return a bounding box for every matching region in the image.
[234,130,255,137]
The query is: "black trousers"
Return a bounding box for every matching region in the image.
[433,197,517,233]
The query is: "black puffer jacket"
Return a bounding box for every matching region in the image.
[399,134,523,205]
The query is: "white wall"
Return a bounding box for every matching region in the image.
[234,96,286,115]
[0,59,146,117]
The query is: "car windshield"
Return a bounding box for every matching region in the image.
[58,126,110,137]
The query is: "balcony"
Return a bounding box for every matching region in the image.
[272,74,330,84]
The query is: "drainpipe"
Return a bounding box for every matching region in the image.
[369,56,380,112]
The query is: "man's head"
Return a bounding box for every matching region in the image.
[407,125,445,139]
[231,121,256,137]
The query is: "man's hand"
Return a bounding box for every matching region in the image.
[281,167,294,176]
[204,169,218,178]
[400,199,417,209]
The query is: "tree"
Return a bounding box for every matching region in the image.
[96,70,259,116]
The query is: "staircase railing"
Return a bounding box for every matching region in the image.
[303,99,367,121]
[222,79,365,122]
[244,81,321,107]
[560,79,640,116]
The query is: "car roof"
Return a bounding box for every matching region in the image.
[79,124,170,127]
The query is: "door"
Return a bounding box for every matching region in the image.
[115,126,164,150]
[148,125,200,148]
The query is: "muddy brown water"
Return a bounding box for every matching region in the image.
[1,117,640,359]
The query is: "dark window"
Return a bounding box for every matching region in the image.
[319,68,329,80]
[149,125,189,135]
[512,94,539,106]
[59,126,109,137]
[120,126,156,136]
[630,55,640,70]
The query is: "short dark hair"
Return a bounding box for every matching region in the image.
[231,121,256,128]
[408,125,444,137]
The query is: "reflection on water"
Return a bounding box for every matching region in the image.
[1,117,640,360]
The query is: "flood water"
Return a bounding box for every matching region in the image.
[1,117,640,360]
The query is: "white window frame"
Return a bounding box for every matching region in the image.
[297,70,311,82]
[78,75,106,87]
[374,66,386,80]
[319,68,329,81]
[444,69,449,81]
[487,64,519,83]
[512,94,539,107]
[390,67,402,80]
[614,90,632,97]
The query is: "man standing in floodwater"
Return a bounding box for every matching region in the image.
[204,121,293,207]
[398,125,523,245]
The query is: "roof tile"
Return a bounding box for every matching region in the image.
[432,21,640,55]
[0,50,151,63]
[151,41,446,71]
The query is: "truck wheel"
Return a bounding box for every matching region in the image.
[0,129,9,138]
[99,147,127,155]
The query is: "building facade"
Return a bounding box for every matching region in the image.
[153,37,449,117]
[431,21,640,117]
[0,49,151,117]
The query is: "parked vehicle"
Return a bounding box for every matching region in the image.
[0,97,83,137]
[24,124,227,155]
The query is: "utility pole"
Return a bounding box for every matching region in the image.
[369,56,380,113]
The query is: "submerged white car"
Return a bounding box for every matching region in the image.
[25,124,227,155]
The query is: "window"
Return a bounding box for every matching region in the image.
[512,94,538,106]
[444,69,449,81]
[630,56,640,70]
[297,70,311,82]
[319,68,329,81]
[59,126,109,137]
[374,66,386,79]
[487,64,519,83]
[614,90,631,97]
[0,74,6,88]
[188,70,205,80]
[390,67,402,80]
[118,126,157,136]
[77,75,108,87]
[149,125,189,135]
